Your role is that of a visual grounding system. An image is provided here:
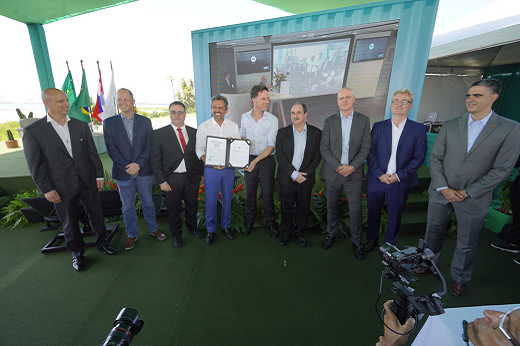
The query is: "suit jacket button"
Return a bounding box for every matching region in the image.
[463,160,466,164]
[456,175,459,178]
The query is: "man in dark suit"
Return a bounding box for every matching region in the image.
[319,87,371,259]
[414,79,520,297]
[23,88,117,272]
[103,88,167,251]
[276,102,322,247]
[150,101,204,247]
[221,72,235,94]
[364,89,427,251]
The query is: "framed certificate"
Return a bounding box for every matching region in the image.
[205,136,251,169]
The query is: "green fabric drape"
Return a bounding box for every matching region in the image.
[484,63,520,122]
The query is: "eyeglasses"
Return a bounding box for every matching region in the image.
[499,307,520,346]
[170,111,185,115]
[462,307,520,346]
[391,100,412,105]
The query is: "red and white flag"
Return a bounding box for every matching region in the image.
[92,72,105,122]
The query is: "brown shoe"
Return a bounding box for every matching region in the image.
[450,281,467,297]
[125,237,137,251]
[412,264,431,276]
[150,230,167,241]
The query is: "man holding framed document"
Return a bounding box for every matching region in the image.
[196,95,243,245]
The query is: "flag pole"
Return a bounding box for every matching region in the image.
[110,60,113,71]
[80,60,84,70]
[97,60,101,75]
[66,61,70,72]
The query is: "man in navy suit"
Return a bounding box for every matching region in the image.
[364,89,427,251]
[23,88,117,272]
[276,103,322,247]
[103,88,167,251]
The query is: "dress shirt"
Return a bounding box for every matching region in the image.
[386,118,407,180]
[467,111,492,153]
[48,114,73,158]
[196,117,240,159]
[340,110,353,165]
[239,109,278,156]
[290,123,307,180]
[120,113,134,146]
[172,124,188,173]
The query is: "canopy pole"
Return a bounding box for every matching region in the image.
[27,24,55,91]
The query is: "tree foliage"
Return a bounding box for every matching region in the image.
[175,78,195,113]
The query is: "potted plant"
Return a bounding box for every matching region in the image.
[5,129,19,149]
[17,108,41,138]
[485,168,519,233]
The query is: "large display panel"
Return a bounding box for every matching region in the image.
[272,38,352,98]
[236,49,271,75]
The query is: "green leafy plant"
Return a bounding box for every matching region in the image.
[494,167,520,214]
[1,189,41,229]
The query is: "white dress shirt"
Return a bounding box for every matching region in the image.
[239,109,278,156]
[196,117,240,159]
[172,123,188,173]
[386,118,407,180]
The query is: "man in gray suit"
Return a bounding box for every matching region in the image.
[320,87,371,259]
[415,79,520,297]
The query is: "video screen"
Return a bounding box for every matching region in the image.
[272,38,351,97]
[353,37,389,62]
[235,49,271,75]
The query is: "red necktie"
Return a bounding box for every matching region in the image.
[177,128,187,152]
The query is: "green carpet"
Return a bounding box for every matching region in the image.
[1,219,519,345]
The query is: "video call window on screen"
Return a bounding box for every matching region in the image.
[352,37,390,62]
[235,49,271,75]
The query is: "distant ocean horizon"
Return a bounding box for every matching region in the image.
[0,103,170,123]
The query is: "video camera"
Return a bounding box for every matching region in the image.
[101,308,144,346]
[380,239,446,325]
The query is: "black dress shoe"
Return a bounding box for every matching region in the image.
[270,225,278,238]
[173,235,183,248]
[223,228,235,240]
[450,281,467,297]
[353,243,364,260]
[72,255,85,272]
[297,235,306,247]
[279,234,290,246]
[243,224,252,236]
[363,241,377,252]
[206,232,214,245]
[322,236,336,250]
[190,229,202,239]
[97,243,117,255]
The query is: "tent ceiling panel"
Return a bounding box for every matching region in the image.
[491,41,520,66]
[251,0,383,14]
[0,0,137,24]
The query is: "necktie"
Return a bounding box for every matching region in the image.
[177,128,187,152]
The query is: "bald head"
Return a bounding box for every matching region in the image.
[42,88,70,119]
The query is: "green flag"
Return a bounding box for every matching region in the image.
[69,69,91,123]
[61,71,77,105]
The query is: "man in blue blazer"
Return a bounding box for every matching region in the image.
[364,89,427,251]
[103,89,166,251]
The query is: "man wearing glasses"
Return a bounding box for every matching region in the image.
[150,101,204,248]
[364,89,427,251]
[413,79,520,297]
[377,301,520,346]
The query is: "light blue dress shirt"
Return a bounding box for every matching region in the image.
[467,111,492,153]
[340,110,354,165]
[120,113,135,146]
[239,109,278,156]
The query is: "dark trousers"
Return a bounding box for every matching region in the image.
[366,186,410,245]
[54,178,107,257]
[279,181,313,237]
[164,173,199,236]
[244,155,276,227]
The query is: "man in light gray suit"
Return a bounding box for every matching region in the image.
[320,88,371,259]
[415,79,520,297]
